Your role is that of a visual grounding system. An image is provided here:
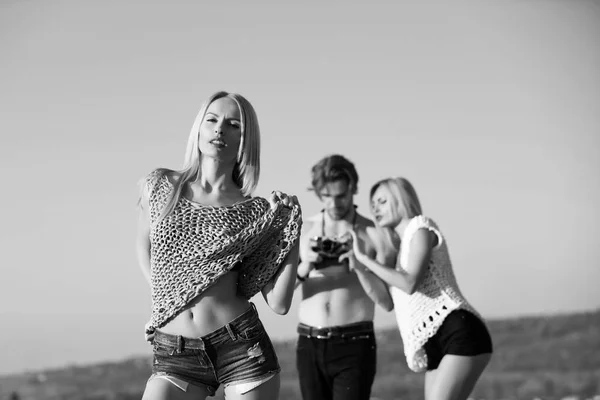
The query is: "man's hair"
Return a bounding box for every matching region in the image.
[310,154,359,194]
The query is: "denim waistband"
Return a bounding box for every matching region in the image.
[297,321,374,339]
[154,303,259,350]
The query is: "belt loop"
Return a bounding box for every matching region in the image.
[197,337,206,351]
[225,323,237,341]
[176,335,183,354]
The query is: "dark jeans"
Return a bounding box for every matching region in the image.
[296,322,377,400]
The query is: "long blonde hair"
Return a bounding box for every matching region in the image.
[370,177,422,222]
[369,177,421,250]
[157,91,261,222]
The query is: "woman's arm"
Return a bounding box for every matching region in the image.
[136,182,155,342]
[136,185,152,286]
[350,229,434,295]
[261,190,302,314]
[261,242,300,314]
[348,254,394,311]
[341,226,394,310]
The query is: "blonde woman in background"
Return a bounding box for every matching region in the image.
[137,91,302,400]
[348,177,492,400]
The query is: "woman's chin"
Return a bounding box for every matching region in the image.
[198,149,237,163]
[374,218,392,228]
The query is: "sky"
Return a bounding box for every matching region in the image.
[1,0,599,375]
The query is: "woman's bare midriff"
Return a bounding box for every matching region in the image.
[157,271,252,338]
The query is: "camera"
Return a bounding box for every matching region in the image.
[310,236,351,269]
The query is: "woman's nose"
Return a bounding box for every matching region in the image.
[214,120,224,134]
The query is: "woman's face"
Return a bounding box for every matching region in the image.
[198,97,242,163]
[370,186,401,228]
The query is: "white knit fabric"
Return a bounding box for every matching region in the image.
[144,170,302,332]
[390,216,481,372]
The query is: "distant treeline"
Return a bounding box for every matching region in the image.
[1,309,599,400]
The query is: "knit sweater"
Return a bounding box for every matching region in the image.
[144,170,302,332]
[389,215,482,372]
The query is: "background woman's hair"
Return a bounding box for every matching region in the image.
[370,177,422,222]
[150,91,261,223]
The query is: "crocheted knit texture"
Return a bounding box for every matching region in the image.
[144,170,302,332]
[389,216,482,372]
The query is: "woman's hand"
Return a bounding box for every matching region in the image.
[342,230,394,311]
[144,321,155,343]
[338,248,358,272]
[346,229,367,264]
[269,190,300,210]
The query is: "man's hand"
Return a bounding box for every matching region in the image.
[303,246,323,265]
[297,246,321,278]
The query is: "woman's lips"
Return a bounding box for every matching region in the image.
[210,139,227,147]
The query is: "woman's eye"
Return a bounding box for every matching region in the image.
[206,118,217,123]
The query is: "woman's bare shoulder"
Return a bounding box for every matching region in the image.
[355,212,376,230]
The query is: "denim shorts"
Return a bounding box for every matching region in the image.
[424,309,493,370]
[149,303,280,395]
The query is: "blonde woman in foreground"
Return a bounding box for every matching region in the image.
[348,177,492,400]
[137,91,302,400]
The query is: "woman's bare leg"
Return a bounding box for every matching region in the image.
[425,353,491,400]
[142,377,212,400]
[424,367,439,400]
[223,373,281,400]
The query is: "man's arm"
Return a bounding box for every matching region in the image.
[294,219,321,289]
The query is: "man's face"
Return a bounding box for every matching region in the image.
[318,180,355,221]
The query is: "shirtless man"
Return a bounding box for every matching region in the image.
[295,154,397,400]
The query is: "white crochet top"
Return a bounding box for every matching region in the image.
[144,170,302,332]
[389,215,482,372]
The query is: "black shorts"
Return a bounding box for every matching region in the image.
[423,309,493,370]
